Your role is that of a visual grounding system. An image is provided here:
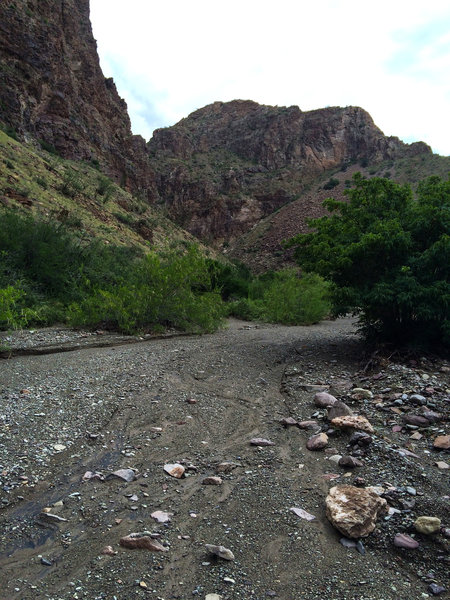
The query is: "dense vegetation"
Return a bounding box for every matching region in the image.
[288,174,450,349]
[0,211,331,334]
[0,211,224,334]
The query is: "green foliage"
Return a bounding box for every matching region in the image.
[60,168,85,198]
[323,177,339,190]
[39,139,59,155]
[96,174,115,203]
[227,269,330,325]
[0,286,39,330]
[287,173,450,348]
[0,210,225,335]
[68,245,225,334]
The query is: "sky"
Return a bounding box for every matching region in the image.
[90,0,450,156]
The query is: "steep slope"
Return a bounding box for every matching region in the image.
[148,100,440,254]
[0,0,156,200]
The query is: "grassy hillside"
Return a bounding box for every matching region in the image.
[0,127,203,253]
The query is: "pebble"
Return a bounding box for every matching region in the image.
[331,415,374,434]
[202,476,223,485]
[428,584,446,596]
[163,463,185,478]
[314,392,337,408]
[107,468,136,482]
[328,401,354,420]
[393,533,419,549]
[306,432,328,451]
[120,534,168,552]
[351,388,373,399]
[151,510,173,523]
[433,435,450,450]
[338,456,363,468]
[101,546,117,556]
[435,461,449,470]
[40,557,52,566]
[205,595,222,600]
[279,417,298,426]
[249,438,275,446]
[414,516,441,535]
[205,544,234,560]
[290,507,316,521]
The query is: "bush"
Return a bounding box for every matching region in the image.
[68,245,226,334]
[0,286,39,330]
[287,174,450,348]
[60,168,85,198]
[323,177,339,190]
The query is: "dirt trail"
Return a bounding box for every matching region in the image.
[0,318,448,600]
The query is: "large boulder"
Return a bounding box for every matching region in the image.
[325,485,387,538]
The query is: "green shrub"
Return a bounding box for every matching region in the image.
[68,245,226,334]
[287,173,450,349]
[60,168,85,198]
[323,177,339,190]
[0,286,39,330]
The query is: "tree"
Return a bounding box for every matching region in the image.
[287,173,450,348]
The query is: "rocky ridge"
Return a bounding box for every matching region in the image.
[0,0,156,200]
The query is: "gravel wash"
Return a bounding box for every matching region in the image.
[0,318,448,600]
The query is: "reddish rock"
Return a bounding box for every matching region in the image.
[393,533,419,549]
[325,485,387,538]
[119,534,168,552]
[306,432,328,451]
[163,463,185,478]
[279,417,299,427]
[314,392,338,408]
[433,435,450,450]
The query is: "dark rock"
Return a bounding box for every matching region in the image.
[428,584,446,596]
[338,455,364,468]
[328,401,354,420]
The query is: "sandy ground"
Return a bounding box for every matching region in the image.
[0,318,448,600]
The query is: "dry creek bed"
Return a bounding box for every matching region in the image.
[0,318,449,600]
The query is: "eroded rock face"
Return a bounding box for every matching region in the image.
[148,100,429,245]
[326,485,387,538]
[0,0,156,199]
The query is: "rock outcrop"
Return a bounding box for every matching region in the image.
[0,0,156,200]
[148,100,431,245]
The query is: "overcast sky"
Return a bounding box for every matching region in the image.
[90,0,450,156]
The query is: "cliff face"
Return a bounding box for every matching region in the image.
[148,100,430,243]
[0,0,156,199]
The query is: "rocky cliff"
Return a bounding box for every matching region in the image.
[149,100,432,245]
[0,0,156,199]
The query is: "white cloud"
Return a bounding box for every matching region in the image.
[90,0,450,155]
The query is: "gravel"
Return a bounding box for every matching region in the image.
[0,317,448,600]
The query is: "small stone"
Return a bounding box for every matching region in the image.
[249,438,275,446]
[338,456,363,468]
[435,461,449,470]
[410,431,423,440]
[107,468,136,482]
[40,557,52,566]
[205,595,222,600]
[433,435,450,450]
[393,533,419,549]
[402,415,430,427]
[279,417,298,427]
[349,431,372,446]
[53,444,66,452]
[223,577,235,584]
[216,462,238,473]
[340,537,357,548]
[351,388,373,399]
[314,392,337,408]
[409,394,427,405]
[328,454,343,465]
[327,401,354,420]
[306,432,328,451]
[139,581,148,589]
[101,546,117,556]
[151,511,173,523]
[297,420,319,429]
[290,507,316,521]
[331,415,374,434]
[120,534,168,552]
[163,463,185,478]
[414,516,441,535]
[202,476,223,486]
[205,544,234,560]
[428,584,446,596]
